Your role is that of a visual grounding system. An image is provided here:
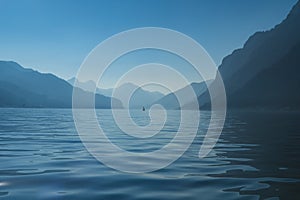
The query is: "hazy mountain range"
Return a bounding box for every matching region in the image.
[0,2,299,110]
[0,61,122,108]
[154,80,213,109]
[67,77,114,97]
[68,78,164,109]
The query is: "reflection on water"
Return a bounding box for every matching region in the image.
[0,108,299,199]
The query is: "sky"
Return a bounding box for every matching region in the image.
[0,0,298,89]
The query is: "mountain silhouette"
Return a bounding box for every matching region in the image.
[67,77,113,97]
[0,61,122,108]
[154,80,212,109]
[68,78,165,109]
[194,1,300,110]
[113,82,164,109]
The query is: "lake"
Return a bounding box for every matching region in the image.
[0,108,299,199]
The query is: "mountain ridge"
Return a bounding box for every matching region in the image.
[0,61,122,108]
[195,1,300,110]
[154,80,212,110]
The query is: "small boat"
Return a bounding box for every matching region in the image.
[142,106,145,111]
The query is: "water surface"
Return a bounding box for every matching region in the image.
[0,109,299,199]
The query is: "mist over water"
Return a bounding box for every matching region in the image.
[0,109,299,199]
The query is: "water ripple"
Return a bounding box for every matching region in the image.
[0,109,299,199]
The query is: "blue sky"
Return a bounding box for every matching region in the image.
[0,0,297,87]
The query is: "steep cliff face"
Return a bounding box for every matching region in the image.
[197,1,300,110]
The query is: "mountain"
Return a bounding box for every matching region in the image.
[194,1,300,110]
[68,78,164,109]
[154,80,212,109]
[113,83,164,109]
[97,87,113,97]
[0,61,122,108]
[67,77,113,97]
